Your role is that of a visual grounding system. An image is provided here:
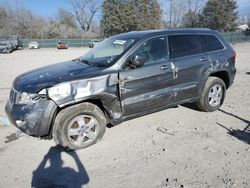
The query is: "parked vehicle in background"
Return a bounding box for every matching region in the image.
[89,39,101,48]
[57,41,68,49]
[5,29,236,150]
[8,35,23,50]
[28,41,39,49]
[0,40,15,53]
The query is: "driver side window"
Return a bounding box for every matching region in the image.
[134,37,168,65]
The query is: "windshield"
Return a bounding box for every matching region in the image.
[81,37,136,67]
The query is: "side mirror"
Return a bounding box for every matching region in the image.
[129,55,144,68]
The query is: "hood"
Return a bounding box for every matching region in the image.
[0,42,8,49]
[13,60,103,93]
[0,46,7,49]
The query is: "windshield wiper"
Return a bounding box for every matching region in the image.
[79,59,95,66]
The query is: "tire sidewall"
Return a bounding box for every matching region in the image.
[53,103,106,150]
[203,78,226,112]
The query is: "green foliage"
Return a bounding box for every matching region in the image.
[101,0,163,37]
[132,0,163,30]
[199,0,238,32]
[182,11,200,28]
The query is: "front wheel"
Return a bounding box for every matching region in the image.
[53,102,106,150]
[196,77,226,112]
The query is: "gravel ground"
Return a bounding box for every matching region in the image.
[0,44,249,188]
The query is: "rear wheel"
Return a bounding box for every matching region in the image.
[53,102,106,150]
[196,77,226,112]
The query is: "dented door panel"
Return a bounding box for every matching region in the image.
[119,62,175,117]
[173,54,210,101]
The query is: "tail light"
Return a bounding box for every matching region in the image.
[232,51,236,62]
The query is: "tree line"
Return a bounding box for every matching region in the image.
[0,0,245,39]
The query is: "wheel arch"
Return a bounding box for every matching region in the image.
[209,71,230,89]
[46,98,114,139]
[57,97,117,125]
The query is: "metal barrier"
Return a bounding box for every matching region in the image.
[21,32,249,48]
[22,38,98,48]
[222,32,250,43]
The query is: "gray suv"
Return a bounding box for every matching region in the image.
[5,29,236,150]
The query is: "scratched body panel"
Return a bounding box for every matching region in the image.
[5,29,236,140]
[55,73,122,120]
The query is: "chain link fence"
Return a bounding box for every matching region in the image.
[222,32,250,43]
[21,32,249,48]
[22,38,98,48]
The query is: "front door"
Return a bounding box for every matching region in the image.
[119,36,176,117]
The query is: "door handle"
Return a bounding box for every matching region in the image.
[160,65,169,70]
[120,88,128,94]
[200,57,208,62]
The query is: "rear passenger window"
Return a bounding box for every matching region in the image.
[200,35,224,52]
[169,35,202,58]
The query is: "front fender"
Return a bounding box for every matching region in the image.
[51,74,122,121]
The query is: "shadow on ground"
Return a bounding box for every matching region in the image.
[181,103,202,112]
[217,109,250,145]
[246,72,250,75]
[5,133,18,143]
[32,146,89,188]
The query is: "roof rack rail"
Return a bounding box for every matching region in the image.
[160,28,211,31]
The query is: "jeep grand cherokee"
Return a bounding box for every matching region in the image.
[5,29,236,150]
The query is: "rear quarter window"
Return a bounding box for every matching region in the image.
[200,35,224,52]
[169,35,202,58]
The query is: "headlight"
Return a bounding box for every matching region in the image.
[47,83,71,101]
[19,92,36,104]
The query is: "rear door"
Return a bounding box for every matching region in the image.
[168,34,210,101]
[119,36,175,117]
[200,34,226,67]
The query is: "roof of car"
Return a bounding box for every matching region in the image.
[113,28,216,39]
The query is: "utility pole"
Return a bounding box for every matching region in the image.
[169,0,173,28]
[42,31,44,48]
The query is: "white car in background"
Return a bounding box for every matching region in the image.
[28,41,39,49]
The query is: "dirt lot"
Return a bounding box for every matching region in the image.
[0,45,249,188]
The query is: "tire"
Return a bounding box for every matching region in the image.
[5,48,11,54]
[196,77,226,112]
[53,102,106,150]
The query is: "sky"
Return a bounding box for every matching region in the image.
[0,0,71,18]
[0,0,250,18]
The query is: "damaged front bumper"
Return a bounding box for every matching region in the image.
[5,90,58,138]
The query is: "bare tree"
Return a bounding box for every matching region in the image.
[57,8,77,29]
[0,6,7,30]
[68,0,100,32]
[0,6,16,36]
[187,0,206,13]
[165,0,187,27]
[164,0,206,28]
[15,7,34,37]
[182,0,206,27]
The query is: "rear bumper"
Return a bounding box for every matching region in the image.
[5,99,58,138]
[29,46,39,49]
[229,67,236,87]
